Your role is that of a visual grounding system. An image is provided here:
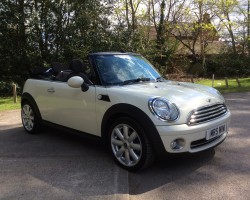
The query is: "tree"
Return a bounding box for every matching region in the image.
[210,0,240,54]
[0,0,30,85]
[0,0,113,86]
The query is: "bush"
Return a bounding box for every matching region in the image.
[205,54,250,78]
[0,81,21,96]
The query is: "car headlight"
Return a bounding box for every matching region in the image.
[148,97,179,121]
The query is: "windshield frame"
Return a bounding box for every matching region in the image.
[90,52,162,86]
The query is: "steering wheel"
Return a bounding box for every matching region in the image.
[102,72,120,84]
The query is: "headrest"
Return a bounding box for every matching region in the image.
[69,59,86,73]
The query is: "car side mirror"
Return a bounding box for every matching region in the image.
[68,76,84,88]
[67,76,89,92]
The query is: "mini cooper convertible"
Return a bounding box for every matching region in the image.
[21,52,231,171]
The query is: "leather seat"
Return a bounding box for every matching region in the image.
[51,62,63,76]
[67,59,92,84]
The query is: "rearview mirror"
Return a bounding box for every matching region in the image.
[67,76,84,88]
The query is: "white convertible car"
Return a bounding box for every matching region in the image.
[21,52,231,171]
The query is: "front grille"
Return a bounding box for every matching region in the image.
[187,103,227,125]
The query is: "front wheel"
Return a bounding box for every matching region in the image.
[21,102,39,134]
[108,117,155,171]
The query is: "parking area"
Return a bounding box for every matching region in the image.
[0,92,250,200]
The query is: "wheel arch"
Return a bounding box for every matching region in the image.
[101,103,166,157]
[21,92,42,122]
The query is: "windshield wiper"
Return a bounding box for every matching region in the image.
[156,76,166,82]
[121,78,151,85]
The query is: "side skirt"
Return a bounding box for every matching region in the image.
[41,120,103,144]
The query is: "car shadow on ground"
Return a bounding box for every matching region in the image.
[1,125,216,198]
[128,149,215,195]
[37,129,216,197]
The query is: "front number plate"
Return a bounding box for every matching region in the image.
[206,124,226,140]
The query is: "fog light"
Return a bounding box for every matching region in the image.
[171,138,186,150]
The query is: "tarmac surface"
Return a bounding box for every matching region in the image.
[0,92,250,200]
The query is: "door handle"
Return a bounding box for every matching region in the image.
[47,88,55,93]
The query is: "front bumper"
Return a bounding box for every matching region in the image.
[156,111,231,153]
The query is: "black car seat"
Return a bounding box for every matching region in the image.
[42,62,63,80]
[56,70,72,82]
[51,62,63,76]
[67,59,92,84]
[30,66,48,79]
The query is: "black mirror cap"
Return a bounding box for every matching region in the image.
[81,83,89,92]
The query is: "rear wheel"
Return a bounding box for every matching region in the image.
[21,102,39,134]
[109,117,155,171]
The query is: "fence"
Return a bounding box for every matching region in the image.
[167,74,243,88]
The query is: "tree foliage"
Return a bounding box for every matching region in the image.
[0,0,113,86]
[0,0,250,88]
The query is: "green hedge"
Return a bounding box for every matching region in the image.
[0,81,21,97]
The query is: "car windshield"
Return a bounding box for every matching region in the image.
[93,54,162,86]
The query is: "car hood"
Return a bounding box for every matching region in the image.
[109,81,224,106]
[107,81,225,124]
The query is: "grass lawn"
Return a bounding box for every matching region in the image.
[196,78,250,93]
[0,96,21,111]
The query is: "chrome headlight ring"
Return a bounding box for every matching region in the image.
[148,97,180,122]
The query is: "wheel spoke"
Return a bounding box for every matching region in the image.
[26,107,30,116]
[26,121,30,129]
[115,128,125,142]
[111,139,123,146]
[125,149,131,164]
[29,115,34,121]
[116,146,125,157]
[128,131,137,142]
[23,106,28,115]
[28,121,33,129]
[128,148,139,162]
[130,143,141,151]
[28,107,32,116]
[123,125,129,140]
[24,120,29,127]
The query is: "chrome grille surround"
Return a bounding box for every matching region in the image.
[187,103,227,125]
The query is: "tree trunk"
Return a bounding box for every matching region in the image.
[157,0,166,46]
[247,0,250,51]
[199,1,206,75]
[125,0,130,30]
[129,0,136,32]
[226,13,237,54]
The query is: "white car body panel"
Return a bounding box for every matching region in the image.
[22,77,231,153]
[23,79,98,135]
[95,86,112,136]
[156,113,230,153]
[105,81,225,125]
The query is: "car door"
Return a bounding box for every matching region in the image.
[36,81,98,135]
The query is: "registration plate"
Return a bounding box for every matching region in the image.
[206,124,226,140]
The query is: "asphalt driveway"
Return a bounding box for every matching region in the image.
[0,92,250,200]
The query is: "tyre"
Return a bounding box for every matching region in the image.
[108,117,155,172]
[21,101,40,134]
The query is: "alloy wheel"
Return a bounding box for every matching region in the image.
[21,104,35,131]
[111,124,142,167]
